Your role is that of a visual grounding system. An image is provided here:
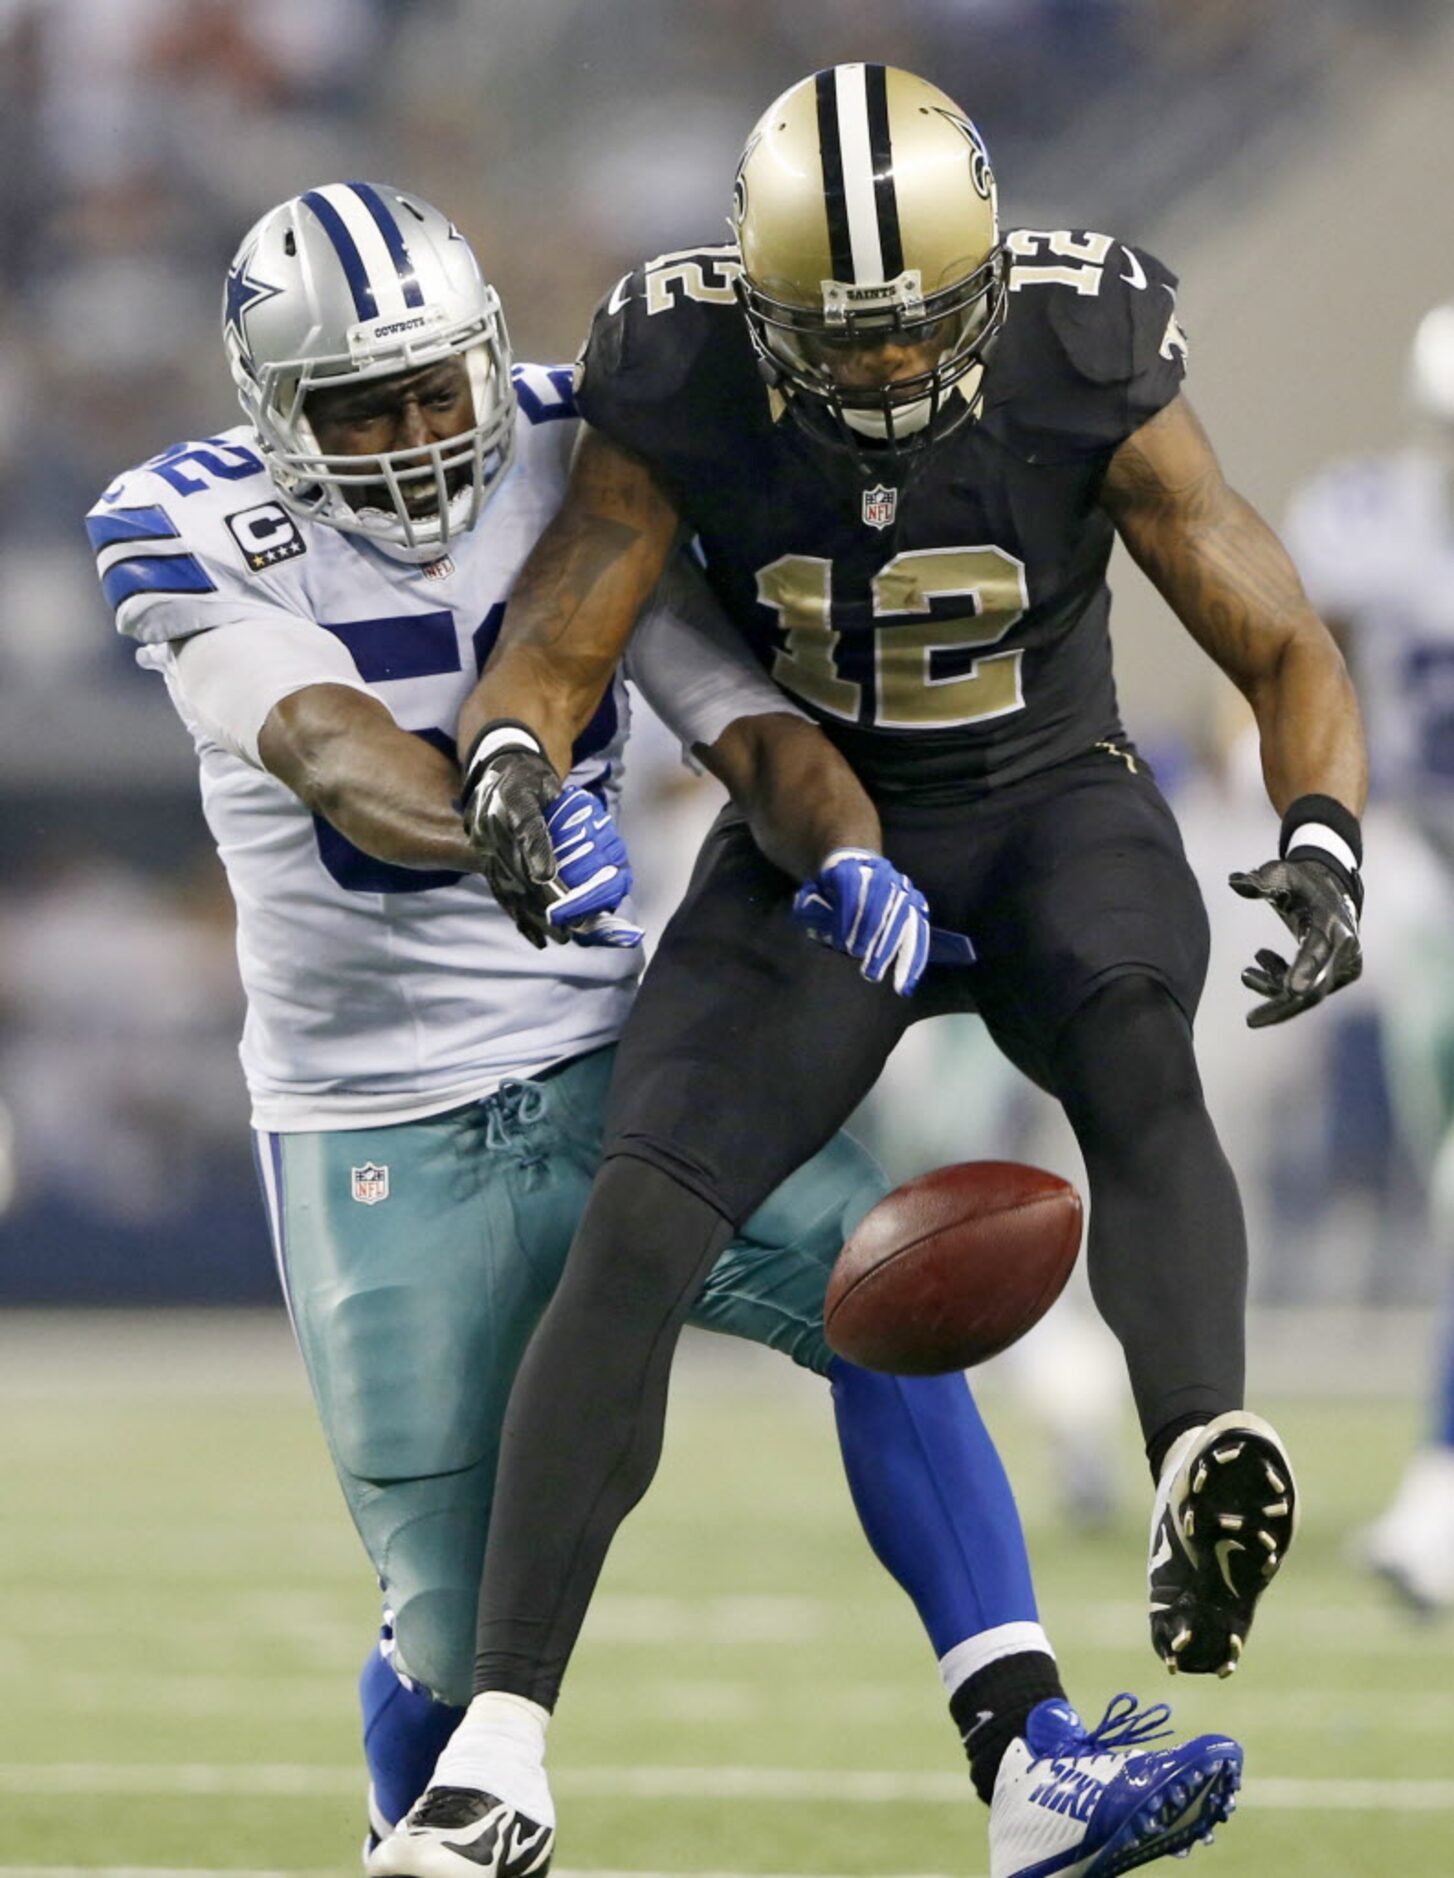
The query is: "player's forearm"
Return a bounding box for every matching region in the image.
[459,641,614,781]
[260,686,481,873]
[460,427,682,774]
[698,714,883,879]
[1240,624,1367,816]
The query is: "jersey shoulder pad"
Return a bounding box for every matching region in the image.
[508,361,579,493]
[511,360,577,427]
[86,429,309,642]
[988,230,1188,455]
[575,244,755,465]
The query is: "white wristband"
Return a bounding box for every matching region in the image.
[1286,821,1359,876]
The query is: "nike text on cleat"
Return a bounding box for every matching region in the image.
[989,1693,1243,1877]
[366,1788,553,1878]
[1147,1411,1299,1677]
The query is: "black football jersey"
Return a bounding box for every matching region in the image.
[575,230,1189,800]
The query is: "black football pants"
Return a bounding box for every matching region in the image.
[474,760,1248,1706]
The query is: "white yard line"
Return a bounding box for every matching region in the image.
[2,1765,1452,1809]
[0,1870,979,1878]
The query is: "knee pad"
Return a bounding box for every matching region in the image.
[358,1488,491,1709]
[742,1129,890,1267]
[1055,974,1204,1127]
[388,1581,478,1710]
[696,1134,889,1379]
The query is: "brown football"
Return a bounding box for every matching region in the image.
[823,1161,1083,1374]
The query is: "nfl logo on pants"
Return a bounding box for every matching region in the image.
[351,1162,390,1205]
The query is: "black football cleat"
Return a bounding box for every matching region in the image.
[366,1786,553,1878]
[1148,1411,1299,1677]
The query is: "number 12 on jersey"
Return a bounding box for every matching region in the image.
[757,546,1029,730]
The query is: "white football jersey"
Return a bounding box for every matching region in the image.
[87,364,761,1131]
[1284,446,1454,832]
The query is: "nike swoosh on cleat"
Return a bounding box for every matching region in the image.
[1150,1530,1174,1573]
[1215,1538,1247,1594]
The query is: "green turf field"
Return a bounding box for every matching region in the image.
[2,1314,1451,1878]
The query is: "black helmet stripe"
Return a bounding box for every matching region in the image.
[864,65,904,280]
[814,68,855,282]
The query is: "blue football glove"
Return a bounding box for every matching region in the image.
[792,848,931,996]
[541,785,644,949]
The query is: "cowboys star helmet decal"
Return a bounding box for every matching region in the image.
[223,253,284,367]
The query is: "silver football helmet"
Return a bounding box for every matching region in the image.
[223,183,516,561]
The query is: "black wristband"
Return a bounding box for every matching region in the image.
[1279,793,1362,869]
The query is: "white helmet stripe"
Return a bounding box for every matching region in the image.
[308,182,413,320]
[834,63,885,285]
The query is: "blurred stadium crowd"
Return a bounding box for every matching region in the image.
[0,0,1444,1305]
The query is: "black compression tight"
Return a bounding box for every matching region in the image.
[473,1155,734,1709]
[1049,975,1247,1457]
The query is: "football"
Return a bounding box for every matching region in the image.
[823,1161,1083,1374]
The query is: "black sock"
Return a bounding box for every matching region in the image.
[1146,1410,1212,1484]
[949,1651,1066,1805]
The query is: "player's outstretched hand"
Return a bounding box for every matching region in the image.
[793,848,930,996]
[541,785,644,948]
[461,721,566,948]
[1228,855,1362,1028]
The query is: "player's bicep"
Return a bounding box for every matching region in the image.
[1101,393,1317,689]
[1099,393,1226,537]
[172,613,375,768]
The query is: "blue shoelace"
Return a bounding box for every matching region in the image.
[1075,1693,1175,1753]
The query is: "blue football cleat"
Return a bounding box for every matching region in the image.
[989,1693,1242,1877]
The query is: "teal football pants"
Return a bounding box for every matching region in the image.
[255,1043,886,1705]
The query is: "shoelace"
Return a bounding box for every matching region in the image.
[1077,1692,1175,1753]
[482,1079,548,1153]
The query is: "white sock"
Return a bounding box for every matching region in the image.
[428,1691,555,1828]
[937,1621,1058,1697]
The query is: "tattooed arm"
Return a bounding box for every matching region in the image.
[1100,394,1367,814]
[459,425,682,775]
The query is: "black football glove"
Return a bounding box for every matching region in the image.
[461,721,564,950]
[1228,854,1362,1028]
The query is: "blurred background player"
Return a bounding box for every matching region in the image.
[1282,300,1454,1614]
[86,182,1229,1867]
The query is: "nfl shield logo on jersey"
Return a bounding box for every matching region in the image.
[862,484,897,530]
[351,1162,390,1205]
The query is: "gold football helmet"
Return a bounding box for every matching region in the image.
[732,63,1007,458]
